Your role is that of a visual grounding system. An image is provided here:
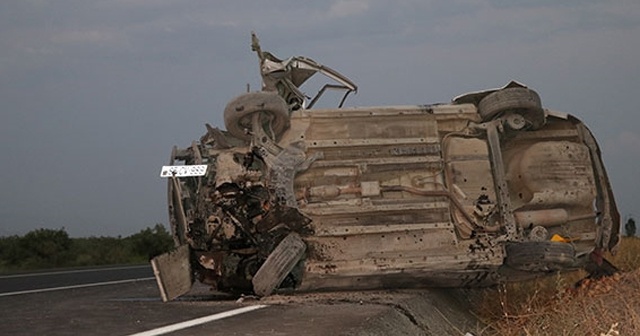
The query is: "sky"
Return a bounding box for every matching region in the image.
[1,0,639,237]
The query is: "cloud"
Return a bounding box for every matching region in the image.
[328,0,370,18]
[51,30,123,46]
[390,1,640,46]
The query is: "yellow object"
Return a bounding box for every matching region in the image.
[551,234,573,243]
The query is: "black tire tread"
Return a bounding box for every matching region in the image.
[252,232,306,296]
[505,241,575,272]
[478,87,545,130]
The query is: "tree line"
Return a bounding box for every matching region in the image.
[0,224,174,272]
[2,219,634,273]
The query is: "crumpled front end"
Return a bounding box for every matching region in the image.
[160,136,316,298]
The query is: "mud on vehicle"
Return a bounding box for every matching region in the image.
[153,33,620,301]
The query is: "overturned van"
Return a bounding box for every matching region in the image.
[152,34,620,301]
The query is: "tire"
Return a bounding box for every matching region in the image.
[223,92,290,141]
[478,87,545,130]
[505,241,575,272]
[252,232,306,296]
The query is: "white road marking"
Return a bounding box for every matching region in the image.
[0,277,155,297]
[0,265,150,279]
[127,305,268,336]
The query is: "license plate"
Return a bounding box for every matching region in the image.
[159,165,207,177]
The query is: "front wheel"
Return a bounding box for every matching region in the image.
[223,92,290,141]
[252,232,306,296]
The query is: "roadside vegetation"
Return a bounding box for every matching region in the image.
[469,236,640,335]
[0,224,174,273]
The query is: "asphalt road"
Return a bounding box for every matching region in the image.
[0,265,154,295]
[0,265,479,335]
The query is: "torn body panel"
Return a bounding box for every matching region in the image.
[153,35,619,300]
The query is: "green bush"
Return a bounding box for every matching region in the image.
[0,224,174,272]
[127,223,174,261]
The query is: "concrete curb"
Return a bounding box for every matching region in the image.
[341,289,482,336]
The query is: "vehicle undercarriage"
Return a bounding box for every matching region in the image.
[152,33,620,301]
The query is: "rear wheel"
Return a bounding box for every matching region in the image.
[478,87,545,130]
[505,241,575,272]
[223,92,290,141]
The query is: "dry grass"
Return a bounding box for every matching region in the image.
[609,236,640,272]
[469,237,640,336]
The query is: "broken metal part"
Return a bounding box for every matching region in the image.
[201,123,233,149]
[251,32,357,110]
[168,176,189,246]
[151,244,193,302]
